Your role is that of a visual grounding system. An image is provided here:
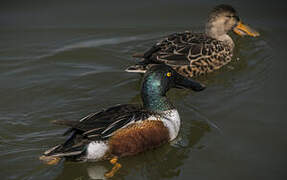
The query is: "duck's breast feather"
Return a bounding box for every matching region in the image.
[109,120,169,157]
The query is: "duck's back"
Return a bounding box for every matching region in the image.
[142,31,233,77]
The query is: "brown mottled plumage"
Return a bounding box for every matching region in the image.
[148,32,232,77]
[126,4,259,77]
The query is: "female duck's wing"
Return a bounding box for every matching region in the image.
[138,32,232,77]
[127,32,212,73]
[148,32,213,65]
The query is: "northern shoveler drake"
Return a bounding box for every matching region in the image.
[126,4,260,77]
[39,64,205,178]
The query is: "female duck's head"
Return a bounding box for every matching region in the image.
[206,4,259,47]
[141,64,205,111]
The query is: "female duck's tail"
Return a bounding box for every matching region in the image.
[125,64,147,73]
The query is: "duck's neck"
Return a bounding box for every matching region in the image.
[141,79,174,112]
[142,93,174,112]
[205,21,234,49]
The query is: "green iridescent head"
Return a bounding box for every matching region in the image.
[141,64,205,111]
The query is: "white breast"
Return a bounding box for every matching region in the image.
[148,109,181,141]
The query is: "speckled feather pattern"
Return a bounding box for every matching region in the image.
[147,32,233,77]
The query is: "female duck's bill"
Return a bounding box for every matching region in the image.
[233,21,260,37]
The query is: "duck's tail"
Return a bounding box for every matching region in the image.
[132,52,145,58]
[39,144,63,165]
[125,57,161,73]
[125,64,147,73]
[127,45,162,73]
[39,143,84,165]
[40,132,86,165]
[126,53,148,73]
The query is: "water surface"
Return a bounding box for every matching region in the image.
[0,0,286,179]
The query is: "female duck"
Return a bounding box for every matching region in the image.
[40,64,205,178]
[126,4,260,77]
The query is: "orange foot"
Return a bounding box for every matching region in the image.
[39,155,61,165]
[104,157,122,178]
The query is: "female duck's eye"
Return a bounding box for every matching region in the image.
[166,72,172,77]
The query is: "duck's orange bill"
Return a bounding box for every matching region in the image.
[233,21,260,37]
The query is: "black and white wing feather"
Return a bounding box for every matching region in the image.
[44,104,157,157]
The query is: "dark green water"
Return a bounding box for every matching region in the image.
[1,0,286,179]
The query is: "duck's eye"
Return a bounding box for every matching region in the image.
[166,72,172,77]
